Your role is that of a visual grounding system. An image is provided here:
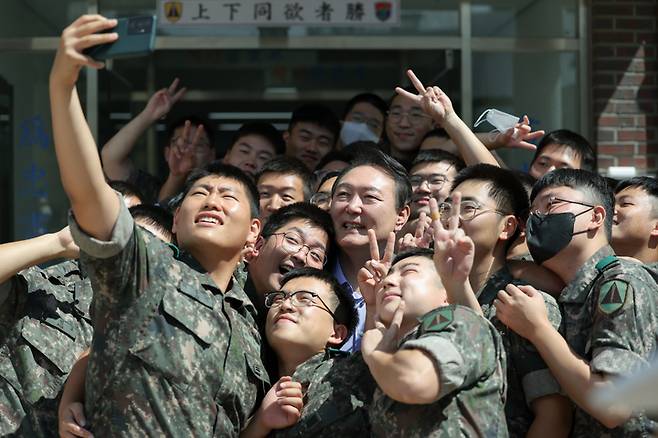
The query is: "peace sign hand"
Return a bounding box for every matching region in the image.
[169,121,206,176]
[395,69,455,126]
[357,230,395,306]
[493,115,544,151]
[398,212,433,252]
[430,193,475,287]
[143,78,187,123]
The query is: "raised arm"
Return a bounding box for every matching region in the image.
[396,69,498,167]
[0,227,78,285]
[49,15,121,240]
[101,78,186,181]
[361,302,441,404]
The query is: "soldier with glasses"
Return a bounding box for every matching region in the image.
[241,268,375,437]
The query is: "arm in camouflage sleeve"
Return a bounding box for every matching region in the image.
[0,227,79,285]
[362,302,442,404]
[496,284,631,429]
[49,15,121,241]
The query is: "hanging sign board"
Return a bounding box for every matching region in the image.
[158,0,400,27]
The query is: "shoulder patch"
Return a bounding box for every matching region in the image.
[420,306,454,333]
[598,280,629,315]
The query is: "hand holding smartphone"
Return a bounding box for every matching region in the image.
[84,15,156,60]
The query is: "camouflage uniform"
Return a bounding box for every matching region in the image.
[272,350,375,437]
[559,245,658,437]
[369,304,508,437]
[478,266,564,437]
[0,260,93,436]
[69,200,269,436]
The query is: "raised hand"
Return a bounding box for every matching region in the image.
[361,300,405,358]
[168,121,205,176]
[431,193,475,285]
[395,69,455,125]
[398,212,433,252]
[143,78,187,123]
[493,115,544,151]
[50,15,118,87]
[255,376,304,431]
[357,230,395,306]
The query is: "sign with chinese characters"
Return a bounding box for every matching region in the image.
[158,0,400,26]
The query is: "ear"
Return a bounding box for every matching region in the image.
[283,130,291,146]
[326,323,348,347]
[171,206,181,234]
[588,205,606,231]
[650,221,658,238]
[246,218,262,248]
[394,205,411,232]
[497,215,518,241]
[244,235,265,263]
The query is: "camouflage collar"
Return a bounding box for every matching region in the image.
[224,275,258,317]
[175,249,206,274]
[477,265,514,306]
[559,245,615,304]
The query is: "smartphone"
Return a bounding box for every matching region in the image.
[84,15,156,60]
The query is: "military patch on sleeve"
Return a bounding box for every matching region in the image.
[420,307,454,333]
[597,280,629,315]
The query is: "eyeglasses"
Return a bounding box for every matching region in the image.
[409,174,449,188]
[438,200,509,224]
[310,192,331,207]
[387,109,432,125]
[349,111,383,132]
[531,196,595,217]
[271,232,328,266]
[264,290,336,319]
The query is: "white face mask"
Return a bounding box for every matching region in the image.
[340,121,379,146]
[474,109,519,135]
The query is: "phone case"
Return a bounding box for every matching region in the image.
[85,16,157,60]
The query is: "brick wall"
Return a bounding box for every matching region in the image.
[591,0,658,175]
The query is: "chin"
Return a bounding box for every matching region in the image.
[338,233,368,249]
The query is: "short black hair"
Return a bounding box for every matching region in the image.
[451,164,529,218]
[392,247,436,266]
[318,171,341,189]
[333,147,412,210]
[411,150,466,174]
[531,168,614,240]
[511,171,537,222]
[256,156,314,201]
[166,115,215,150]
[422,128,450,141]
[288,103,340,143]
[451,164,529,247]
[615,176,658,217]
[531,129,595,172]
[129,204,174,243]
[280,267,358,345]
[314,149,356,172]
[108,180,145,204]
[228,122,285,155]
[342,92,388,121]
[261,202,336,262]
[174,161,260,218]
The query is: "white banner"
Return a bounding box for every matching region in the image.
[158,0,400,27]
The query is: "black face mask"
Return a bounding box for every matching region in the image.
[526,209,592,265]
